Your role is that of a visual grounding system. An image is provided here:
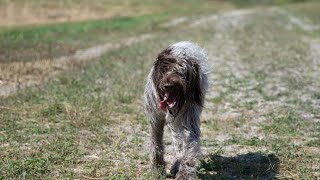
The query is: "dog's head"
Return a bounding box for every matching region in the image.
[152,47,203,114]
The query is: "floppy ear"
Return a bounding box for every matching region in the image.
[152,47,176,99]
[188,61,203,107]
[152,47,174,83]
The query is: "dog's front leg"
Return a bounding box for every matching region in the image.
[175,112,201,180]
[149,115,166,174]
[168,124,184,177]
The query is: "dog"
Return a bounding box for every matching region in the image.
[144,41,209,179]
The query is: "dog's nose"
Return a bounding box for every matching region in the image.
[167,75,180,84]
[164,84,173,90]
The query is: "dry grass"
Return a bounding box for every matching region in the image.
[0,0,163,27]
[0,1,319,179]
[0,0,232,27]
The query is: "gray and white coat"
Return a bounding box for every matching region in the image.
[144,41,209,179]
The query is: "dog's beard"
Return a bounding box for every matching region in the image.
[159,90,181,112]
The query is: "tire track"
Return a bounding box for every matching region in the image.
[0,9,255,98]
[0,34,154,97]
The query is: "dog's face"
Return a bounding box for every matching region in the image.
[152,48,203,114]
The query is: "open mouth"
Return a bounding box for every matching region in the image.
[159,91,178,111]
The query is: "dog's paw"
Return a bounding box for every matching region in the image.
[151,163,166,175]
[174,161,197,180]
[170,159,181,177]
[175,171,196,180]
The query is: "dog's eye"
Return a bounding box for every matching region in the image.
[161,68,168,74]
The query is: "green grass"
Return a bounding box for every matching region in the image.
[1,15,161,43]
[284,1,320,23]
[0,14,167,62]
[228,0,314,7]
[263,110,310,135]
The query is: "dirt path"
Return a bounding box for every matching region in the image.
[0,34,155,97]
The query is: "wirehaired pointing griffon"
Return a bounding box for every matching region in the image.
[144,41,209,179]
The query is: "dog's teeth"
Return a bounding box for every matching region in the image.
[168,101,176,108]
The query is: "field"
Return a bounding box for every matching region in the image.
[0,0,319,179]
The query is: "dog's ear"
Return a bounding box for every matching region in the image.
[152,60,162,99]
[188,61,203,107]
[152,47,176,98]
[153,47,173,81]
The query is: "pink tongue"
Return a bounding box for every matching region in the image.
[159,99,167,111]
[159,93,169,111]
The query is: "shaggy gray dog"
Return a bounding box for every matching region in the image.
[144,41,209,179]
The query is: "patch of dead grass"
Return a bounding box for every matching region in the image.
[0,1,163,27]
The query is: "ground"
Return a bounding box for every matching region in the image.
[0,0,319,179]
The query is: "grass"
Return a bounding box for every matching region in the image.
[283,1,320,23]
[0,0,232,98]
[229,0,315,7]
[0,29,213,178]
[262,110,310,135]
[0,17,219,177]
[1,0,320,179]
[0,14,167,63]
[0,0,232,63]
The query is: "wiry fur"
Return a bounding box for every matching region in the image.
[144,41,209,179]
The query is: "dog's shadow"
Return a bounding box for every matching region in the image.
[198,152,280,180]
